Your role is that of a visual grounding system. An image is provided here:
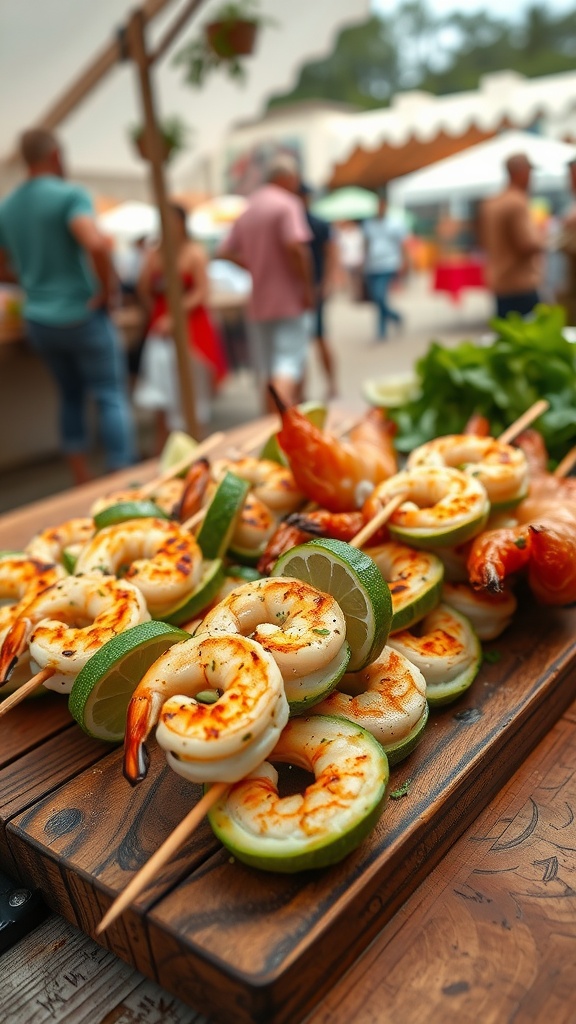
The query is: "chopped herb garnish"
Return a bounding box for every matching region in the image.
[483,649,502,664]
[514,537,527,549]
[312,628,330,636]
[390,777,413,799]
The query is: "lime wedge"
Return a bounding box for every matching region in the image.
[159,430,198,473]
[271,537,392,671]
[362,373,421,409]
[260,401,328,464]
[93,500,169,531]
[162,559,225,625]
[196,472,250,560]
[68,620,189,742]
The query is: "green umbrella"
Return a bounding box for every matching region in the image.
[310,187,379,222]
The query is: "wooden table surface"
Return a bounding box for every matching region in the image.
[1,426,575,1023]
[3,694,575,1024]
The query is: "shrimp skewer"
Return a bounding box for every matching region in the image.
[467,505,576,605]
[272,390,397,512]
[74,518,203,618]
[197,577,349,708]
[123,633,289,784]
[0,574,149,711]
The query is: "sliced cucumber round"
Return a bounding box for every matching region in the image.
[207,715,389,872]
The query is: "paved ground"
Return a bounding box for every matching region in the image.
[0,273,494,513]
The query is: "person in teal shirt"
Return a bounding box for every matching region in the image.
[0,129,136,484]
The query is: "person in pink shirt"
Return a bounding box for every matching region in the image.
[218,153,314,412]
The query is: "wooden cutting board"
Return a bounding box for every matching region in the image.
[1,423,576,1023]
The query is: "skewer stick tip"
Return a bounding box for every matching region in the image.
[0,667,55,718]
[95,781,228,935]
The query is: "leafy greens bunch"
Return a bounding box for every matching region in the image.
[389,305,576,465]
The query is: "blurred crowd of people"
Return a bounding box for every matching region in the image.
[2,126,576,487]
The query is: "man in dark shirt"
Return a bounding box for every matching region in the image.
[299,183,338,399]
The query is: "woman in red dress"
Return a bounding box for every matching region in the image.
[134,203,228,452]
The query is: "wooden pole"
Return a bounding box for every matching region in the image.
[126,8,200,440]
[149,0,206,64]
[2,0,176,154]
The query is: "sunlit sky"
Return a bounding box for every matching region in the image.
[373,0,576,17]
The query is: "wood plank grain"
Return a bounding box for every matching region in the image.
[5,738,220,980]
[307,704,576,1024]
[5,591,572,1023]
[0,725,112,872]
[0,695,72,767]
[0,915,207,1024]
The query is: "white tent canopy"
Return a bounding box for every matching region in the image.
[389,131,576,210]
[333,71,576,168]
[0,0,370,188]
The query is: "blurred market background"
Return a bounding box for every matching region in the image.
[2,0,576,509]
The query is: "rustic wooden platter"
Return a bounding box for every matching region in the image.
[1,421,576,1024]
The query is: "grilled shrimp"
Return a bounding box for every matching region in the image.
[274,399,397,512]
[74,518,203,617]
[208,715,388,872]
[25,518,95,568]
[311,645,427,760]
[363,466,490,549]
[388,603,481,706]
[0,574,149,691]
[365,542,444,633]
[442,581,517,640]
[0,555,64,635]
[407,435,529,508]
[198,577,348,705]
[211,456,304,516]
[123,633,289,785]
[467,505,576,605]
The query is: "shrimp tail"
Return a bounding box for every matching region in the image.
[123,695,154,784]
[467,526,532,594]
[0,617,33,685]
[256,521,312,576]
[268,384,287,415]
[287,509,365,541]
[527,519,576,605]
[176,458,211,521]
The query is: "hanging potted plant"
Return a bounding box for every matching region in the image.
[173,1,276,88]
[129,116,191,163]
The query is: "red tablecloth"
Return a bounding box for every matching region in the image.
[433,258,486,303]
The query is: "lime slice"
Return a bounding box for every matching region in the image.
[385,703,429,766]
[159,430,198,473]
[162,559,225,625]
[68,620,190,742]
[285,641,351,715]
[271,537,392,671]
[196,472,250,560]
[365,544,444,634]
[225,564,262,583]
[208,715,388,872]
[93,500,169,531]
[363,373,421,408]
[260,401,328,464]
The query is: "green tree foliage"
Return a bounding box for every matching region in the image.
[267,1,576,110]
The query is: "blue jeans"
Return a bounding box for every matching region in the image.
[26,310,136,470]
[365,271,402,338]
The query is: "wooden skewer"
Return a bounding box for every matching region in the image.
[181,507,206,531]
[96,781,228,935]
[0,667,55,718]
[498,399,549,445]
[139,431,226,498]
[349,494,406,550]
[554,445,576,478]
